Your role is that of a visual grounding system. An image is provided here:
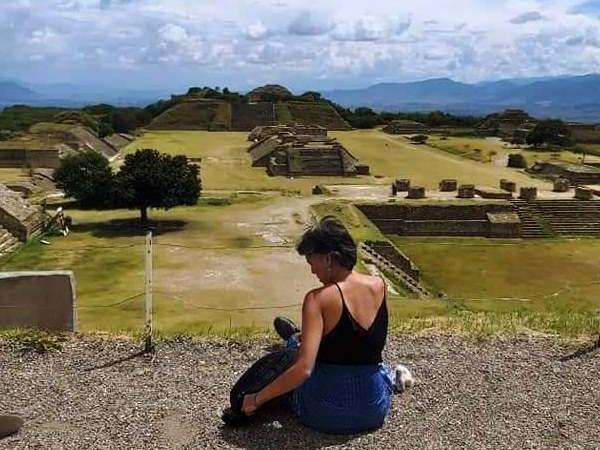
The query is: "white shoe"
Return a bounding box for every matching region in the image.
[393,364,414,393]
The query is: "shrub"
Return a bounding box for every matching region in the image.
[508,153,528,168]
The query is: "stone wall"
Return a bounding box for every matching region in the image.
[364,240,420,280]
[0,271,77,331]
[356,202,518,237]
[0,184,46,241]
[0,149,60,169]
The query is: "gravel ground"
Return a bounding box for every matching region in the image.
[1,335,599,450]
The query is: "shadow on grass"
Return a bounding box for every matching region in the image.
[73,218,187,238]
[219,404,357,450]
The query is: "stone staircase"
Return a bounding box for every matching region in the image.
[359,242,431,298]
[0,225,21,259]
[510,200,549,238]
[531,200,600,237]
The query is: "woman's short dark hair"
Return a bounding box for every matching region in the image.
[296,216,357,270]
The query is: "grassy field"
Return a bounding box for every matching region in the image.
[1,193,355,334]
[3,129,599,338]
[123,131,382,194]
[0,168,29,182]
[331,130,552,190]
[426,135,600,166]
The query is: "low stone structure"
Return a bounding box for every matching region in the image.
[248,124,327,142]
[0,183,45,241]
[528,161,600,185]
[500,179,517,193]
[439,179,458,192]
[248,127,368,177]
[382,120,429,135]
[553,178,570,192]
[0,147,60,169]
[407,186,426,199]
[363,240,420,280]
[487,213,521,238]
[0,271,77,331]
[575,187,594,200]
[355,164,370,175]
[394,179,411,192]
[457,184,475,199]
[520,187,538,202]
[475,186,512,200]
[357,202,519,237]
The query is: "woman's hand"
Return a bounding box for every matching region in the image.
[241,393,259,416]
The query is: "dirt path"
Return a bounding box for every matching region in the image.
[1,335,598,449]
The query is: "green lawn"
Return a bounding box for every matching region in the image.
[123,131,383,194]
[331,130,552,190]
[3,130,599,338]
[426,135,600,166]
[1,193,322,334]
[390,236,600,313]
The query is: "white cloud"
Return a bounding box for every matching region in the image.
[245,21,269,40]
[0,0,599,89]
[332,15,411,41]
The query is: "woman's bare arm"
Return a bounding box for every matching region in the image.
[242,291,323,414]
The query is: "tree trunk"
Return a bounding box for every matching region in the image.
[140,207,148,226]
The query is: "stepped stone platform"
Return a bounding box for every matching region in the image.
[0,183,45,241]
[529,161,600,185]
[527,199,600,236]
[356,201,520,238]
[382,120,429,134]
[248,127,369,177]
[0,225,20,258]
[359,241,430,298]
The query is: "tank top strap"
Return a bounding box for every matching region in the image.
[333,282,348,311]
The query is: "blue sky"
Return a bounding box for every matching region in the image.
[1,0,600,92]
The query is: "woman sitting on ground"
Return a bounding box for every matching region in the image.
[225,216,394,434]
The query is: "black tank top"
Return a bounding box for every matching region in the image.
[316,282,388,365]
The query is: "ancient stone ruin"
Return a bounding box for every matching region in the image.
[357,202,521,238]
[406,186,426,199]
[0,183,46,245]
[575,187,594,200]
[382,120,429,135]
[500,179,517,193]
[439,179,458,192]
[528,161,600,185]
[248,124,327,142]
[553,178,570,192]
[520,187,538,201]
[247,127,369,177]
[457,184,475,199]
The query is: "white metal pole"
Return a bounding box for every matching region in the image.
[145,230,154,352]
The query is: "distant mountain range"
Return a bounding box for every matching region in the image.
[323,74,600,122]
[2,74,600,122]
[0,80,172,109]
[0,81,38,103]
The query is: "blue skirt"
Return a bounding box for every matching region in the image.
[290,362,393,434]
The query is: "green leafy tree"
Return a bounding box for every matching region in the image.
[507,153,528,168]
[97,122,114,139]
[410,134,429,144]
[526,119,571,148]
[54,151,113,207]
[113,149,201,224]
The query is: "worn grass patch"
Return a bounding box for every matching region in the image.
[123,131,380,194]
[331,130,552,189]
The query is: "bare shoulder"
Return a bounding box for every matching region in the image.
[351,272,385,295]
[303,284,339,305]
